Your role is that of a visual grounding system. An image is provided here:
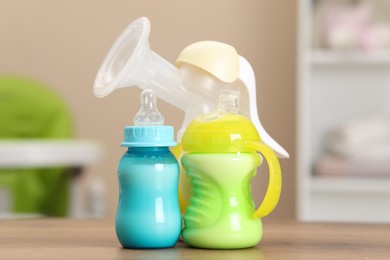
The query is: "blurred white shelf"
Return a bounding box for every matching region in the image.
[311,176,390,194]
[297,0,390,223]
[311,50,390,65]
[0,139,104,168]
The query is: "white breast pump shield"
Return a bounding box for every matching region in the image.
[93,16,288,158]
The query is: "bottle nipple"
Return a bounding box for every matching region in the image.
[216,90,241,114]
[133,89,164,126]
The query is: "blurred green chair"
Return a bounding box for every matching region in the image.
[0,75,73,216]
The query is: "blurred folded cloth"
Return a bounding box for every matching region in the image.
[324,117,390,160]
[316,117,390,177]
[315,153,390,177]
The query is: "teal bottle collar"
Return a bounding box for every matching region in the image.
[121,126,177,147]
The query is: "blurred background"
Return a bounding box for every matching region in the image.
[3,0,389,223]
[0,0,296,219]
[9,0,390,222]
[298,0,390,222]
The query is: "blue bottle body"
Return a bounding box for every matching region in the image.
[115,147,181,248]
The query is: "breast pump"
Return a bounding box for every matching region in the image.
[93,17,288,158]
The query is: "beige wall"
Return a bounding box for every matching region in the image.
[0,0,296,219]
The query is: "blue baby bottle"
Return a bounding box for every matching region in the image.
[115,89,181,248]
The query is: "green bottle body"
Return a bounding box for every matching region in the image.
[181,152,263,249]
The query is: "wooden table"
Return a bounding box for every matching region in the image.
[0,219,389,259]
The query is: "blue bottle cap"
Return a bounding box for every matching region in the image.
[121,125,177,147]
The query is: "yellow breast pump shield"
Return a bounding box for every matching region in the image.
[180,90,282,249]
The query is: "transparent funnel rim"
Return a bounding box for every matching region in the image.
[93,17,151,97]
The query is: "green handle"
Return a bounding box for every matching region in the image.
[247,142,282,218]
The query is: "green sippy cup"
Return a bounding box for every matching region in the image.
[180,90,282,249]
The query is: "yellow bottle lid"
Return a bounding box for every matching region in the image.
[182,91,261,153]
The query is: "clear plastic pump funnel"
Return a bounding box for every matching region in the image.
[93,17,202,111]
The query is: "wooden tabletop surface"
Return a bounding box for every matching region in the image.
[0,218,389,259]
